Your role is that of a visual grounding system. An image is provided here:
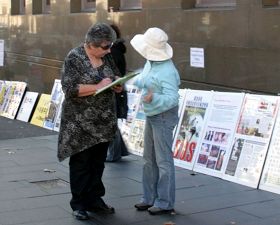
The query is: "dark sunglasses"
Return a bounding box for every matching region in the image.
[99,42,113,50]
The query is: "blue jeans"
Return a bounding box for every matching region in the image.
[141,106,178,210]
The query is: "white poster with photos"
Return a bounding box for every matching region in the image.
[53,94,65,132]
[172,89,213,170]
[127,98,146,156]
[119,85,143,146]
[259,104,280,194]
[193,92,245,178]
[43,79,64,130]
[223,94,279,188]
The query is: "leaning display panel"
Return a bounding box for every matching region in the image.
[16,91,39,122]
[172,89,213,170]
[223,94,279,188]
[193,92,245,178]
[43,79,64,130]
[30,94,51,127]
[259,100,280,194]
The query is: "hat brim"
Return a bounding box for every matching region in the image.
[130,34,173,61]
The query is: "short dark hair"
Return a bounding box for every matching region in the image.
[85,22,116,46]
[110,24,121,39]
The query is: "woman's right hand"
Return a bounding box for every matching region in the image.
[96,78,112,90]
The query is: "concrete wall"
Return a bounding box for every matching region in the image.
[0,0,279,94]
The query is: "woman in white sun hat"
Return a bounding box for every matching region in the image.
[131,27,180,215]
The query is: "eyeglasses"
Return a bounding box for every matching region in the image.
[99,42,113,50]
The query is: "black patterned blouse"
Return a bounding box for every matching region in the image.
[57,44,120,161]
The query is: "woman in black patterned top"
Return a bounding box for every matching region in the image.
[57,22,123,220]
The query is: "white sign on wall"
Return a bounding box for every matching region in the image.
[190,47,204,68]
[0,40,4,66]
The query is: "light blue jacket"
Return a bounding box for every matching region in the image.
[134,60,180,116]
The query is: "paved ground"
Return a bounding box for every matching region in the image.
[0,117,280,225]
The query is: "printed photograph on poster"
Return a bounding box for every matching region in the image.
[173,106,205,162]
[197,141,226,171]
[225,138,244,176]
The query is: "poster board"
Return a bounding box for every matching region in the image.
[30,94,51,127]
[223,94,279,188]
[120,85,142,145]
[43,79,64,130]
[172,89,213,170]
[193,92,245,178]
[16,91,39,122]
[53,94,65,132]
[0,80,7,111]
[259,102,280,194]
[1,81,27,119]
[127,97,146,156]
[0,81,12,115]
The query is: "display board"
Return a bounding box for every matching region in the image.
[259,103,280,194]
[193,92,245,178]
[0,81,12,115]
[53,94,65,132]
[1,81,27,119]
[30,94,51,127]
[120,85,142,146]
[16,91,39,122]
[43,79,64,130]
[127,97,146,156]
[172,89,212,170]
[223,94,279,188]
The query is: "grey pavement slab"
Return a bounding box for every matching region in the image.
[0,117,56,140]
[0,117,280,225]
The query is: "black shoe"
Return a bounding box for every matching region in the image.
[134,202,153,211]
[73,210,89,220]
[90,204,115,214]
[148,206,175,215]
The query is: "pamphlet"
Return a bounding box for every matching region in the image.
[94,72,139,96]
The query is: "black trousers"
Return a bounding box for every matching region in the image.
[69,142,109,211]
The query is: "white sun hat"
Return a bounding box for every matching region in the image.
[130,27,173,61]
